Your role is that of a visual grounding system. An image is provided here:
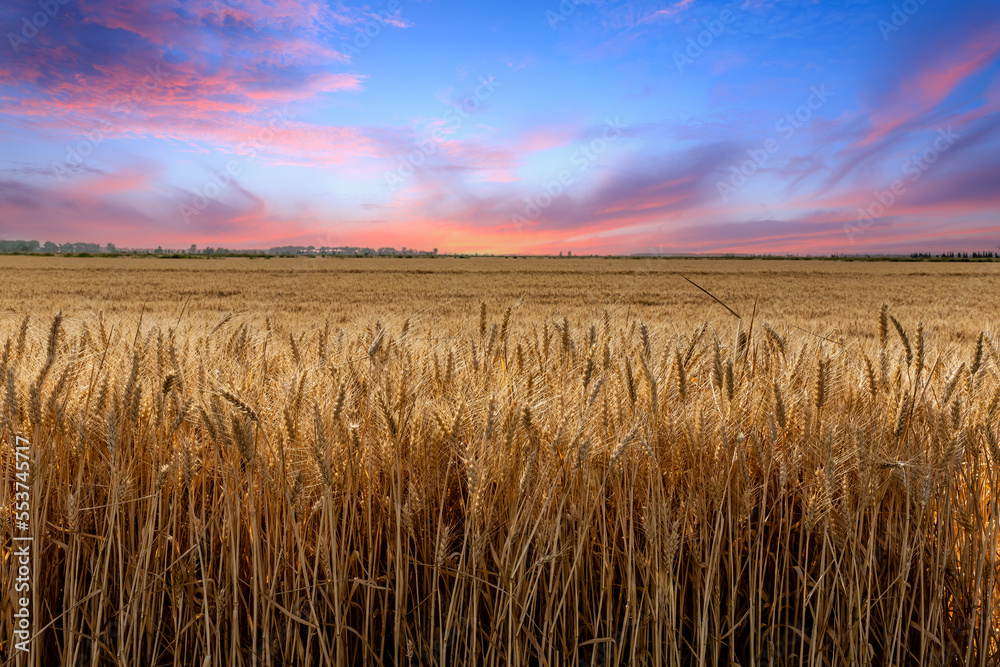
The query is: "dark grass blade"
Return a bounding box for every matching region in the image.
[682,276,741,320]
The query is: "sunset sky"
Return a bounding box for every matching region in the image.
[1,0,998,254]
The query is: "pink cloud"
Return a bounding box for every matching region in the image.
[856,33,1000,149]
[642,0,696,23]
[62,163,161,197]
[0,0,387,170]
[514,123,584,153]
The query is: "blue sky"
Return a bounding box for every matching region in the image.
[0,0,998,253]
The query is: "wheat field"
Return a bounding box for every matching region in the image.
[2,256,1000,665]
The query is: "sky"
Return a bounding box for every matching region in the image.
[0,0,998,255]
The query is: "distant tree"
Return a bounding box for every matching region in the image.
[0,240,40,252]
[59,242,100,253]
[189,244,198,254]
[43,241,57,253]
[106,243,116,253]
